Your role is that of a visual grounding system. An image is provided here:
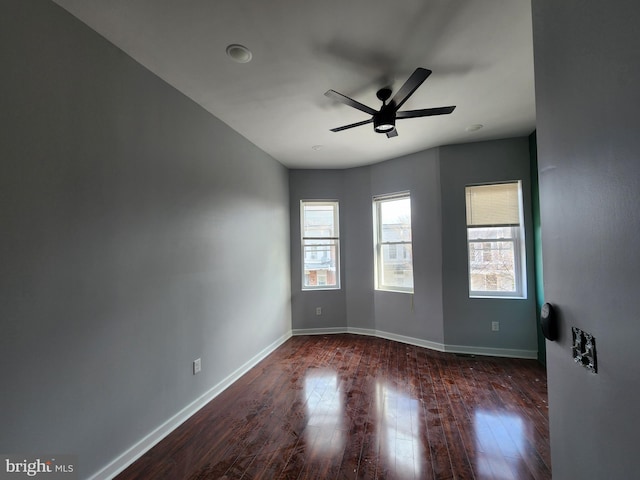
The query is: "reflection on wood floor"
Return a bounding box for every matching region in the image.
[116,334,550,479]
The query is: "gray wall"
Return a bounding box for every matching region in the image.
[290,140,536,353]
[370,149,444,341]
[290,149,444,341]
[440,138,538,352]
[0,1,291,478]
[343,167,375,330]
[532,0,640,478]
[289,170,347,329]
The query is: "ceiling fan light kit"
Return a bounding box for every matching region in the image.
[326,67,455,138]
[373,109,396,133]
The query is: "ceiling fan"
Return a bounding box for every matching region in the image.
[325,67,455,138]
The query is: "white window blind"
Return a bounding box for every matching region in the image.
[465,182,521,227]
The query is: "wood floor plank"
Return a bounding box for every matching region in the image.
[115,334,550,480]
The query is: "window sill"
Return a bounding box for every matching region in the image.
[376,288,414,295]
[469,294,526,300]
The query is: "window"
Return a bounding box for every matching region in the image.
[301,201,340,290]
[373,192,413,293]
[465,181,526,298]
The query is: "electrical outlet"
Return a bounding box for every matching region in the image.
[491,321,500,332]
[193,358,201,375]
[316,307,322,315]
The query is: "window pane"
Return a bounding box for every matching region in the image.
[380,244,413,289]
[303,204,336,237]
[380,198,412,243]
[468,240,516,292]
[303,243,338,288]
[468,226,513,240]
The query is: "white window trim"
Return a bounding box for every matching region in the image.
[373,192,414,294]
[466,181,527,299]
[301,200,340,291]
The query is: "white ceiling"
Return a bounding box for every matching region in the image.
[52,0,535,169]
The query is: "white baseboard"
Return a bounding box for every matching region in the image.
[291,327,346,336]
[443,343,537,359]
[89,331,292,480]
[350,327,447,352]
[292,328,537,359]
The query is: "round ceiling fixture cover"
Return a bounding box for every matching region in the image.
[226,44,252,63]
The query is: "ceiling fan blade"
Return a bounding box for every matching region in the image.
[330,118,374,132]
[386,129,398,138]
[325,90,378,116]
[396,106,456,119]
[390,68,432,111]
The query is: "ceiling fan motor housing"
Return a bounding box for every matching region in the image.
[374,105,396,133]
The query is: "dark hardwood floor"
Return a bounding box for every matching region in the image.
[115,334,550,479]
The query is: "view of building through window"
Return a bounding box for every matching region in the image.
[468,226,517,292]
[374,193,414,293]
[301,201,339,290]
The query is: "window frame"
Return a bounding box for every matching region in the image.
[301,200,340,291]
[465,181,527,299]
[373,192,414,294]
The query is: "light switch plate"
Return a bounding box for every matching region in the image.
[572,327,597,373]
